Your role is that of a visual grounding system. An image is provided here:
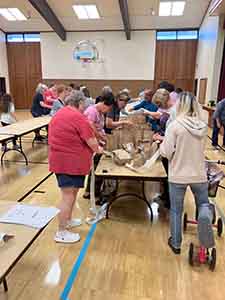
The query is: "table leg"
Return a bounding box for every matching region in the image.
[1,147,8,166]
[18,137,28,165]
[3,278,8,292]
[106,191,153,221]
[1,137,28,166]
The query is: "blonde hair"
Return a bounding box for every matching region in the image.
[176,92,201,118]
[152,88,170,109]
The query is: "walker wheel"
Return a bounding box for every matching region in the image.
[217,218,223,237]
[209,248,216,271]
[189,243,194,266]
[183,213,188,232]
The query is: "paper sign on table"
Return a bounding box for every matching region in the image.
[0,204,59,229]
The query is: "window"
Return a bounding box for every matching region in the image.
[24,33,40,42]
[157,30,198,41]
[177,30,198,40]
[7,33,40,43]
[157,31,177,40]
[7,34,23,42]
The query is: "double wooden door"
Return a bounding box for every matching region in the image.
[7,42,42,109]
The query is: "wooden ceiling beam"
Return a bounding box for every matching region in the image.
[28,0,66,40]
[118,0,131,40]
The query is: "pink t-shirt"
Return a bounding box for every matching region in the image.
[84,105,105,135]
[170,92,178,106]
[48,106,95,175]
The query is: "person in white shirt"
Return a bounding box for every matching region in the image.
[0,93,18,151]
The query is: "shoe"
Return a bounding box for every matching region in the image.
[95,195,109,206]
[66,218,82,229]
[86,203,108,225]
[168,237,181,255]
[54,230,80,244]
[198,205,215,248]
[83,192,90,199]
[212,145,220,150]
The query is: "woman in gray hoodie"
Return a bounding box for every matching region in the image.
[156,92,215,254]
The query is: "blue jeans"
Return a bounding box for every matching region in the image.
[212,119,225,146]
[169,182,210,248]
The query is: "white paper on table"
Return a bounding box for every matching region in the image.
[0,204,59,229]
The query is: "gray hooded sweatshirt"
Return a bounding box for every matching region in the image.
[160,116,207,184]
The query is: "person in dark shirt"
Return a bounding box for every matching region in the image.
[128,89,158,131]
[31,83,48,141]
[105,92,133,134]
[31,83,48,117]
[212,98,225,149]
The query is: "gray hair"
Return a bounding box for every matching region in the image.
[65,90,86,108]
[36,83,47,94]
[102,86,112,95]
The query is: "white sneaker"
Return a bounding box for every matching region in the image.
[66,218,82,229]
[54,230,80,244]
[213,146,220,151]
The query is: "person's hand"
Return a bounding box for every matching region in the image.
[153,133,164,143]
[142,109,150,116]
[122,120,134,126]
[96,146,104,154]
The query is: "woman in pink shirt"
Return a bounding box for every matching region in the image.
[83,94,114,199]
[49,90,103,243]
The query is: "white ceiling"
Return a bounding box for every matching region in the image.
[0,0,211,32]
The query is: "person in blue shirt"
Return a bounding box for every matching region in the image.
[128,89,158,131]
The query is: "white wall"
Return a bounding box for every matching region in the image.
[0,30,9,92]
[40,31,156,80]
[195,14,225,102]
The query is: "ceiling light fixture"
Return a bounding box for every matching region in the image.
[73,5,100,20]
[0,8,27,21]
[159,2,171,16]
[172,1,186,16]
[159,1,186,16]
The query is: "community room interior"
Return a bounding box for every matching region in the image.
[1,0,225,300]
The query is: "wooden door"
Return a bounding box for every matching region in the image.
[7,42,42,109]
[154,40,198,92]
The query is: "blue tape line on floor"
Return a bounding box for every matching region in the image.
[60,222,97,300]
